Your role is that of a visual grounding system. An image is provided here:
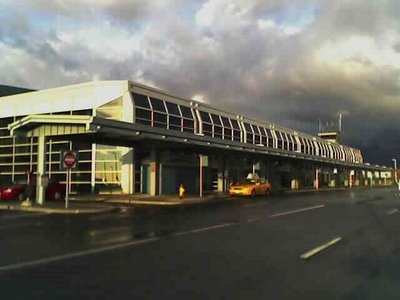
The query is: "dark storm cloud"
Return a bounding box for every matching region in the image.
[0,0,399,165]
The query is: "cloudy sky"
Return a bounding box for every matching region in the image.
[0,0,399,165]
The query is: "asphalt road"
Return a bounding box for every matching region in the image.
[1,187,400,299]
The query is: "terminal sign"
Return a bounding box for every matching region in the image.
[63,151,77,169]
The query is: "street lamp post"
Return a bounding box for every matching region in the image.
[392,158,398,184]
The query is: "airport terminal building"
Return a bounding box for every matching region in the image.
[0,81,392,200]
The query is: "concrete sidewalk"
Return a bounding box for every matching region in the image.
[69,192,231,206]
[0,193,230,214]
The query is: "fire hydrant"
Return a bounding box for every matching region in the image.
[179,183,185,199]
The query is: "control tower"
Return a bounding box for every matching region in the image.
[318,114,342,144]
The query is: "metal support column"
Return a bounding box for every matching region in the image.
[36,134,46,205]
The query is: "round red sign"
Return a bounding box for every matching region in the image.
[63,151,77,168]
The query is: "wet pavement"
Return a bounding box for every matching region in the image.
[0,187,400,299]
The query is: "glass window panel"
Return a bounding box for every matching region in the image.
[246,132,253,144]
[169,125,181,131]
[199,111,211,123]
[153,122,167,128]
[230,119,240,130]
[0,137,13,146]
[287,134,293,151]
[223,128,232,139]
[309,140,315,155]
[15,164,32,172]
[76,151,91,161]
[180,106,193,119]
[0,156,13,164]
[203,124,212,135]
[259,126,267,137]
[136,108,152,121]
[15,145,31,154]
[0,117,13,128]
[282,132,287,142]
[183,119,194,130]
[132,93,150,108]
[183,127,194,133]
[233,130,241,142]
[15,136,30,144]
[150,97,166,112]
[300,137,306,153]
[276,132,283,148]
[0,129,9,138]
[276,131,282,140]
[0,164,12,172]
[153,112,167,124]
[211,114,222,125]
[0,146,13,155]
[72,109,92,116]
[169,116,181,127]
[221,117,231,127]
[166,102,180,116]
[243,123,252,132]
[250,124,259,135]
[136,119,151,126]
[214,126,222,135]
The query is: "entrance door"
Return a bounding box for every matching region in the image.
[141,165,150,194]
[162,165,198,194]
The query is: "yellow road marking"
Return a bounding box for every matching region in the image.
[300,237,342,259]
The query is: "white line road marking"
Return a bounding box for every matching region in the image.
[387,208,398,215]
[247,218,260,223]
[0,221,43,231]
[0,237,159,273]
[267,205,325,219]
[173,223,236,236]
[300,237,342,259]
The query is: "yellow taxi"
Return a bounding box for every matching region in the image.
[229,177,271,197]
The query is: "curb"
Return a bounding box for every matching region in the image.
[0,203,115,214]
[106,196,228,206]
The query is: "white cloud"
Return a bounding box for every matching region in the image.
[258,18,301,35]
[195,0,252,31]
[315,35,400,68]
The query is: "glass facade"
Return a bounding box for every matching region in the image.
[95,145,122,193]
[131,89,363,164]
[0,106,125,194]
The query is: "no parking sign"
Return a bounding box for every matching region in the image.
[61,150,78,209]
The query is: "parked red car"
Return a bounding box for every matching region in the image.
[0,179,66,201]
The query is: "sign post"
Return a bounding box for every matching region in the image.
[62,150,77,209]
